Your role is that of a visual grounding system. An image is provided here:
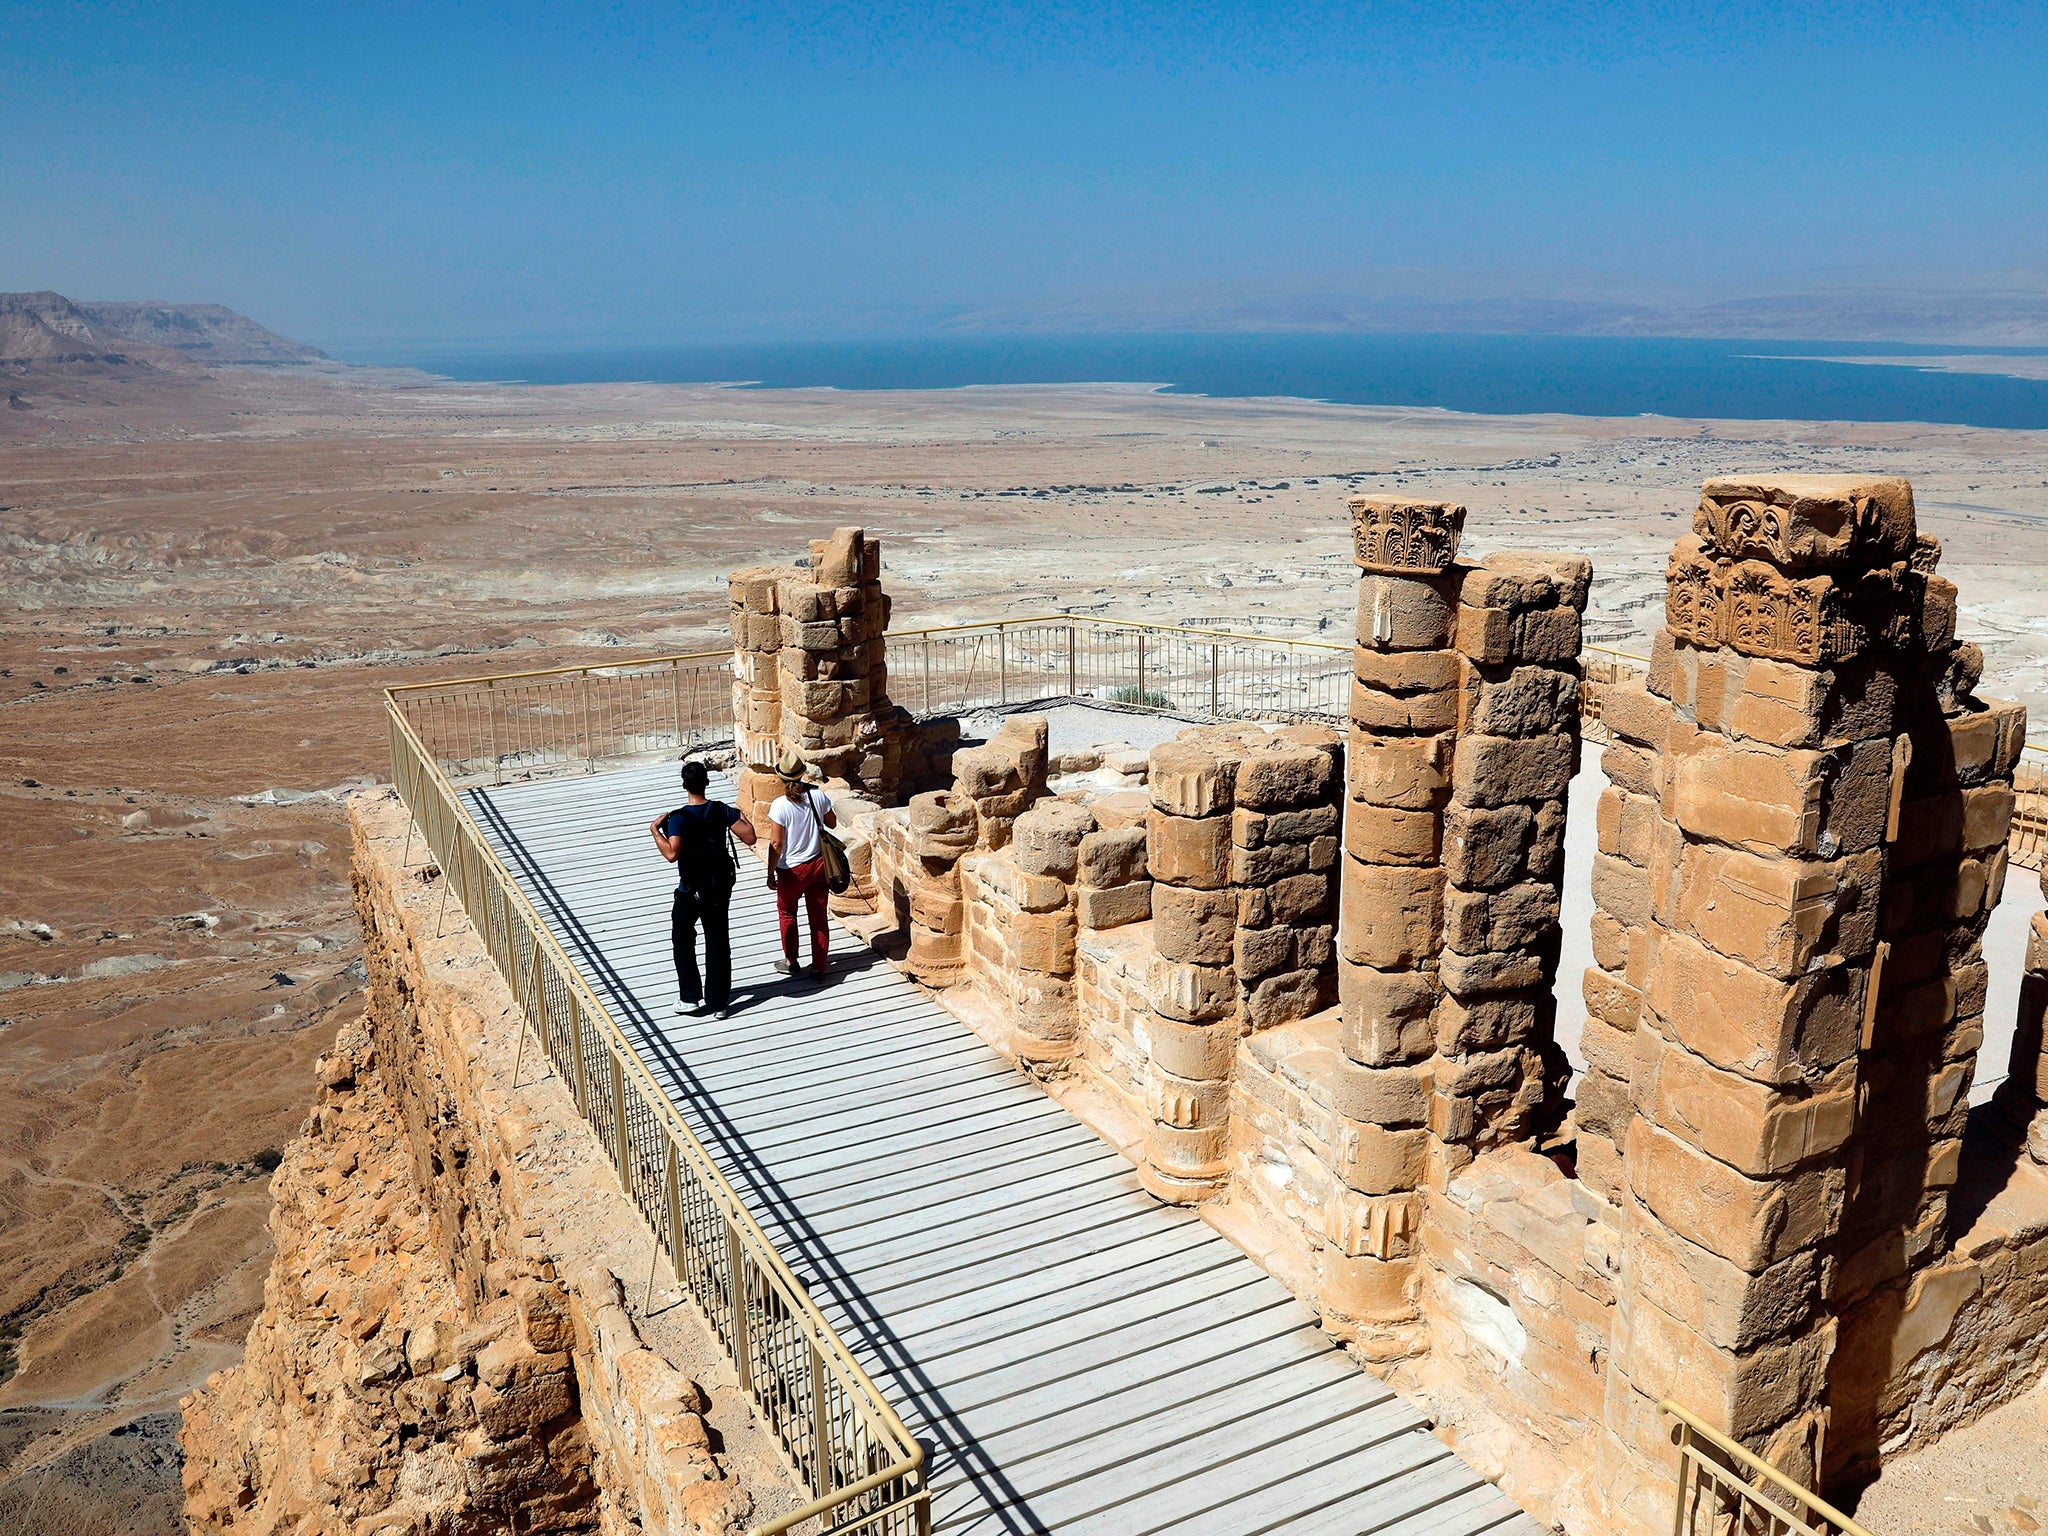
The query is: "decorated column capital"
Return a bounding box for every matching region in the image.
[1349,498,1466,575]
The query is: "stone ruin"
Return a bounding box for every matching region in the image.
[731,480,2048,1536]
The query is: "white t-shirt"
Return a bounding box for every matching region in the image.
[768,787,833,869]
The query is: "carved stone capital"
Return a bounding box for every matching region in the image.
[1349,498,1465,575]
[1693,475,1916,572]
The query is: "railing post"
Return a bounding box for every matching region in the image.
[1067,621,1078,698]
[483,679,499,774]
[998,623,1009,706]
[1209,641,1220,717]
[810,1340,833,1494]
[579,670,595,773]
[569,992,589,1115]
[1135,628,1147,706]
[609,1048,630,1178]
[922,640,931,716]
[671,660,686,752]
[728,1226,754,1394]
[665,1142,685,1282]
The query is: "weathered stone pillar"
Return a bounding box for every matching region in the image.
[899,791,978,987]
[1329,499,1466,1332]
[1993,893,2048,1161]
[1432,553,1588,1172]
[1140,734,1243,1202]
[1602,476,1922,1506]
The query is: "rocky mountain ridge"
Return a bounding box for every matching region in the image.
[0,291,325,371]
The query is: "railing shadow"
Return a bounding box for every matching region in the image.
[468,782,1051,1535]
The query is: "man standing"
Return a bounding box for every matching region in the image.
[765,749,836,984]
[650,760,756,1018]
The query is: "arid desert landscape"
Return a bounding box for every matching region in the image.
[5,347,2048,1530]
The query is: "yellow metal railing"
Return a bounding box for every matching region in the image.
[1661,1401,1874,1536]
[385,699,926,1536]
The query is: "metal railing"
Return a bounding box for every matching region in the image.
[2016,744,2048,872]
[1661,1401,1874,1536]
[390,651,737,787]
[885,615,1351,723]
[386,701,926,1536]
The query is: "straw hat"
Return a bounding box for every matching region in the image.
[775,749,809,783]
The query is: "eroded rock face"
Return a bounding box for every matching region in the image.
[179,794,755,1536]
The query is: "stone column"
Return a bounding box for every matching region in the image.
[1993,895,2048,1160]
[1433,553,1588,1173]
[1603,476,1921,1506]
[728,564,800,823]
[899,791,978,987]
[1330,498,1466,1332]
[1140,733,1243,1202]
[1231,726,1345,1031]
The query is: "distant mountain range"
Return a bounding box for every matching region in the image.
[0,291,327,370]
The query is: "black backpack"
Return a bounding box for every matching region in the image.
[670,803,739,894]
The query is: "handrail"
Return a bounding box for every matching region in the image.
[385,647,732,694]
[1660,1400,1875,1536]
[888,612,1351,651]
[384,697,926,1536]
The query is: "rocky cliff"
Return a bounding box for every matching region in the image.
[178,790,784,1535]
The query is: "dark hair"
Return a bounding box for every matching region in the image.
[679,761,710,794]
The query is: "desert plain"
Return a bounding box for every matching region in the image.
[3,358,2048,1530]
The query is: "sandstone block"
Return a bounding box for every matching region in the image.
[1442,803,1535,889]
[1075,880,1151,930]
[1464,664,1582,738]
[1339,962,1438,1066]
[1013,905,1077,974]
[1638,1027,1858,1177]
[1344,803,1442,866]
[1438,940,1553,998]
[1591,852,1652,932]
[1625,1208,1823,1353]
[1147,809,1232,890]
[1458,603,1581,667]
[1355,573,1456,650]
[1451,731,1576,809]
[1149,960,1236,1023]
[1354,647,1461,694]
[1145,1122,1229,1181]
[1012,799,1095,879]
[1076,825,1147,886]
[1325,1187,1423,1260]
[1146,1062,1232,1128]
[1152,884,1236,965]
[1237,741,1337,811]
[1665,842,1881,979]
[1723,655,1897,749]
[1147,1014,1239,1081]
[1347,733,1453,811]
[1435,993,1543,1055]
[811,526,866,586]
[1318,1252,1417,1328]
[1233,922,1295,979]
[1243,969,1322,1031]
[1149,741,1237,817]
[1442,881,1560,954]
[1644,929,1861,1085]
[1259,870,1333,925]
[1322,1058,1432,1128]
[1337,859,1444,968]
[1351,676,1460,734]
[1617,1292,1834,1443]
[1335,1121,1429,1196]
[1626,1119,1844,1273]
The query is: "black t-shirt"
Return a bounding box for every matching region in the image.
[665,801,742,894]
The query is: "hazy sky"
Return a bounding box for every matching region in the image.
[4,1,2045,347]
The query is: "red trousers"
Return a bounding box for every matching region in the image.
[775,854,829,972]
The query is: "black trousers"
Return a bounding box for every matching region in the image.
[671,885,733,1009]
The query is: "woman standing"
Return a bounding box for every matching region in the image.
[650,760,756,1018]
[765,749,836,984]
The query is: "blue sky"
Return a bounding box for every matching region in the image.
[3,2,2044,346]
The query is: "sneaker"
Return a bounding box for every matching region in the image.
[711,1007,731,1021]
[674,1001,701,1016]
[772,959,795,975]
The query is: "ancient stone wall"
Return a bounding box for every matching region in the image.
[180,794,776,1536]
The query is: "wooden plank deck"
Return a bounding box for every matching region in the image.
[469,760,1538,1536]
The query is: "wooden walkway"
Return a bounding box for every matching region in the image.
[470,761,1537,1536]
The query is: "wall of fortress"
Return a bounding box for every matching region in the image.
[796,486,2048,1536]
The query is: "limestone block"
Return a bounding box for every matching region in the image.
[1354,573,1456,651]
[1457,603,1581,667]
[1435,992,1544,1055]
[1354,646,1461,694]
[1339,962,1438,1067]
[1075,880,1151,930]
[1152,884,1236,966]
[1146,1062,1232,1127]
[1325,1188,1423,1260]
[1149,959,1236,1023]
[1437,941,1553,998]
[811,526,866,586]
[1337,859,1444,968]
[1076,825,1147,886]
[1626,1119,1845,1273]
[1012,905,1078,975]
[1450,731,1576,809]
[1643,928,1862,1085]
[1347,733,1453,810]
[1234,801,1339,849]
[1146,809,1232,890]
[1344,803,1442,866]
[1670,729,1892,858]
[973,855,1070,915]
[1012,799,1095,879]
[1318,1252,1417,1327]
[907,790,978,856]
[1694,475,1916,570]
[1463,663,1582,739]
[1618,1292,1835,1446]
[1257,870,1333,925]
[1721,655,1898,750]
[1149,740,1237,816]
[1320,1057,1432,1129]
